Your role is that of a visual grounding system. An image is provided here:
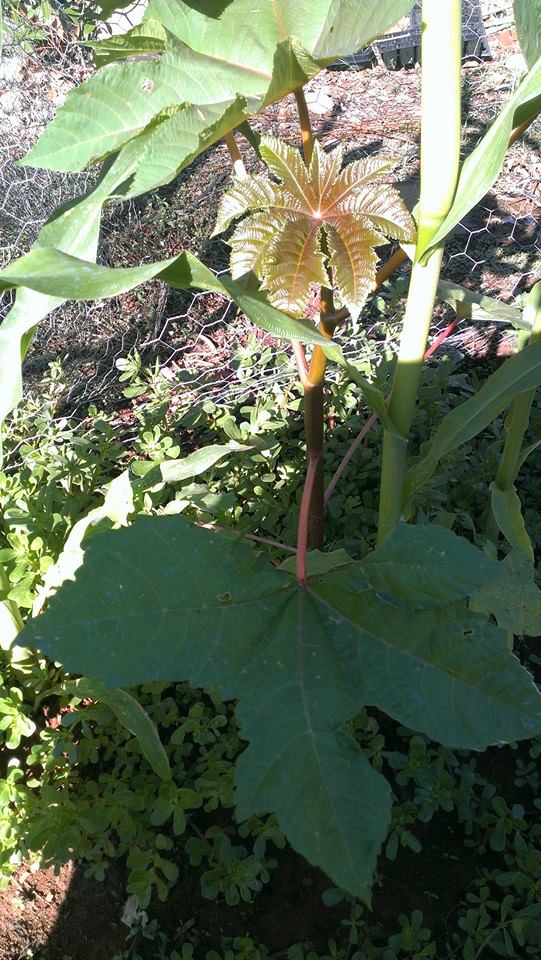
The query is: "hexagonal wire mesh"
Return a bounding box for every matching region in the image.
[0,0,539,427]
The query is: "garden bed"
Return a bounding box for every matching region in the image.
[2,4,541,959]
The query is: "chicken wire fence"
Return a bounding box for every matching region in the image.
[1,0,540,426]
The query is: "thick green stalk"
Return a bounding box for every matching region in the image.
[494,282,541,491]
[377,0,462,545]
[294,88,314,166]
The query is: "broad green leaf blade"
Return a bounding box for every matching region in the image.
[121,98,251,199]
[21,516,541,899]
[234,640,390,905]
[0,147,140,460]
[16,0,417,238]
[514,0,541,68]
[263,219,327,316]
[61,679,171,781]
[133,443,249,483]
[32,471,134,617]
[89,19,167,68]
[0,248,333,348]
[421,54,541,257]
[472,553,541,636]
[296,0,416,61]
[405,339,541,498]
[24,518,390,895]
[312,571,541,748]
[362,523,501,608]
[279,549,352,576]
[437,279,525,328]
[146,0,415,72]
[0,248,178,299]
[326,219,379,320]
[22,55,176,171]
[259,36,321,108]
[490,483,534,562]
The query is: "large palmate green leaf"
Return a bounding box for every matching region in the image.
[215,136,415,318]
[421,52,541,258]
[21,0,414,199]
[21,518,541,897]
[514,0,541,69]
[362,524,500,607]
[405,338,541,497]
[472,553,541,636]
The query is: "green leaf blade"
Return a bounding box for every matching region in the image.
[514,0,541,69]
[312,571,541,750]
[405,339,541,498]
[20,514,541,897]
[421,55,541,257]
[362,523,501,608]
[491,483,534,562]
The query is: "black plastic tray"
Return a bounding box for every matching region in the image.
[332,0,490,71]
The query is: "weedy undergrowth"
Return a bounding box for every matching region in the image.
[2,0,541,905]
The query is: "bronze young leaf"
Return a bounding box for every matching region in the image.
[213,135,416,319]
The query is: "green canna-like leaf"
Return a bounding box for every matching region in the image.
[59,679,172,781]
[405,338,541,499]
[421,53,541,258]
[21,517,541,897]
[0,247,334,348]
[362,523,501,608]
[0,145,143,461]
[437,279,525,328]
[514,0,541,69]
[490,483,534,562]
[217,136,415,318]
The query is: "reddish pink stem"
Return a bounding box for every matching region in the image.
[291,340,309,383]
[296,456,320,583]
[423,316,459,359]
[324,410,378,505]
[324,316,461,504]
